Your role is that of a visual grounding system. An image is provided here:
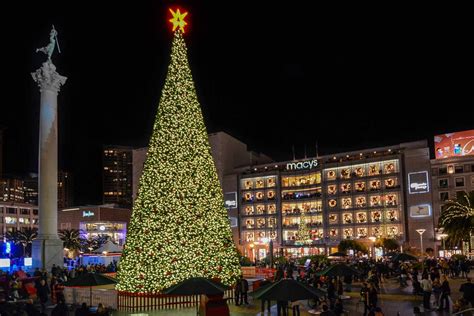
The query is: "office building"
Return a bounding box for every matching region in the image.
[102,146,133,207]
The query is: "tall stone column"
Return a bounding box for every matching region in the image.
[31,60,67,271]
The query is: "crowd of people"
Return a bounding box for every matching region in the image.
[0,262,117,316]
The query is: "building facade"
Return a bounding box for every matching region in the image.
[58,205,131,246]
[57,171,74,209]
[103,146,133,207]
[0,178,25,203]
[237,141,435,260]
[0,202,39,235]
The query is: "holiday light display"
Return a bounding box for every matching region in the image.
[116,13,241,292]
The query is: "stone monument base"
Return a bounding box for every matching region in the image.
[32,237,64,272]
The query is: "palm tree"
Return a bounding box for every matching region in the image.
[17,228,38,256]
[439,191,474,246]
[59,229,84,257]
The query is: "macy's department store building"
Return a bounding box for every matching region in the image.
[232,140,435,260]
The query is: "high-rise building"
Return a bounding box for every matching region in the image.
[58,170,74,208]
[0,202,39,236]
[0,178,25,202]
[0,127,4,176]
[23,171,74,208]
[103,146,133,207]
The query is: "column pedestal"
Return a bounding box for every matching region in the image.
[32,238,64,271]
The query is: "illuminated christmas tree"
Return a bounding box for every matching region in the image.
[295,211,311,246]
[116,9,241,293]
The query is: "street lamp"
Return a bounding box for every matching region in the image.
[416,229,426,255]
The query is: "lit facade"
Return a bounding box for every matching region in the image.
[103,146,133,207]
[237,141,435,259]
[58,205,131,246]
[0,202,39,235]
[0,178,25,202]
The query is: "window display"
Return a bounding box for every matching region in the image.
[328,184,337,195]
[372,226,382,237]
[245,232,254,242]
[256,205,265,214]
[327,170,336,180]
[357,227,368,238]
[245,206,254,215]
[386,209,398,222]
[384,178,397,188]
[270,231,277,240]
[355,196,366,208]
[282,188,321,200]
[256,179,265,188]
[310,229,324,239]
[341,197,352,209]
[354,166,365,177]
[256,218,265,228]
[281,173,321,187]
[256,191,264,201]
[268,217,277,228]
[267,190,276,200]
[385,194,398,206]
[343,228,353,239]
[370,195,382,207]
[387,226,399,237]
[284,231,297,241]
[267,177,276,187]
[343,213,353,224]
[329,214,338,224]
[371,211,382,223]
[308,215,323,226]
[368,163,381,176]
[369,180,381,191]
[341,183,351,193]
[384,161,396,174]
[340,168,351,179]
[243,192,253,202]
[257,231,266,241]
[355,181,366,192]
[268,204,276,214]
[243,179,253,190]
[328,199,337,208]
[330,228,338,237]
[245,219,254,229]
[356,212,367,223]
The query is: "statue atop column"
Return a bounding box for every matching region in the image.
[36,25,61,61]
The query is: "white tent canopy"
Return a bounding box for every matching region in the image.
[94,240,122,253]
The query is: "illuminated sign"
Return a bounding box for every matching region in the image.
[435,129,474,159]
[82,211,94,217]
[286,159,318,171]
[24,258,32,267]
[5,242,11,254]
[410,204,431,217]
[224,192,237,209]
[0,259,10,268]
[408,171,430,194]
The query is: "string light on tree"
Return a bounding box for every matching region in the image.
[116,8,241,293]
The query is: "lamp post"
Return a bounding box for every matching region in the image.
[368,236,376,259]
[416,229,426,255]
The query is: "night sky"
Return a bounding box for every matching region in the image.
[1,2,473,204]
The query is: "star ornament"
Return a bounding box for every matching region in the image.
[169,8,188,33]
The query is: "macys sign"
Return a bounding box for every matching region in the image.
[286,159,319,171]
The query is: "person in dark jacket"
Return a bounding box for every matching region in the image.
[51,298,69,316]
[275,266,284,281]
[460,277,474,307]
[36,279,50,312]
[234,279,242,306]
[259,279,271,314]
[239,278,249,305]
[438,275,451,311]
[75,303,90,316]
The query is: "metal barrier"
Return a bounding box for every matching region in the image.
[117,288,235,312]
[64,287,117,309]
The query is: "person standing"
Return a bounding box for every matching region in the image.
[438,275,451,311]
[420,275,432,311]
[460,277,474,307]
[368,283,378,310]
[360,282,369,316]
[234,278,241,306]
[36,279,50,313]
[239,278,249,305]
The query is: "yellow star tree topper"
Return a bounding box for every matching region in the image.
[169,8,188,33]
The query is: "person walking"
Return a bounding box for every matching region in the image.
[420,274,432,311]
[368,283,378,310]
[239,277,249,305]
[36,279,50,313]
[460,277,474,307]
[438,275,451,311]
[360,282,369,316]
[234,278,241,306]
